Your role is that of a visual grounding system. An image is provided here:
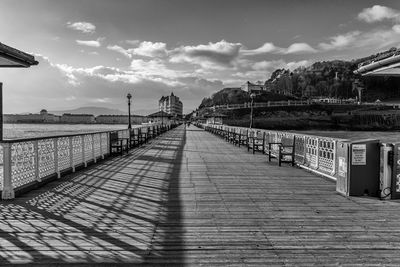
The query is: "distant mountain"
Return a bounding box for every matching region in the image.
[50,106,127,116]
[49,106,159,116]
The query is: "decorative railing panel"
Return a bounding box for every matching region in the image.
[57,137,70,172]
[38,139,56,179]
[101,133,108,157]
[93,134,101,158]
[1,122,172,199]
[305,137,318,168]
[294,136,306,164]
[84,135,93,162]
[12,141,36,188]
[204,123,347,179]
[72,136,83,166]
[317,139,336,175]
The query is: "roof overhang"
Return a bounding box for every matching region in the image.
[0,42,38,68]
[354,54,400,77]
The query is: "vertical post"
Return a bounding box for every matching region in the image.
[92,135,96,163]
[250,100,254,128]
[2,143,14,199]
[82,135,86,168]
[54,138,60,178]
[99,133,104,159]
[34,140,41,182]
[69,137,75,172]
[331,140,337,176]
[127,93,132,130]
[315,138,320,169]
[0,83,2,141]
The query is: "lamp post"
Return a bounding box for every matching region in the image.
[249,93,256,128]
[127,93,132,129]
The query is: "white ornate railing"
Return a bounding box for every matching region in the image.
[203,124,348,179]
[1,122,178,199]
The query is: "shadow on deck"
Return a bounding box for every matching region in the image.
[0,126,186,265]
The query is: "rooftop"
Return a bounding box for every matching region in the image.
[0,42,39,68]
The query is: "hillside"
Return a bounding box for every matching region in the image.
[198,47,400,110]
[199,87,294,108]
[50,106,127,116]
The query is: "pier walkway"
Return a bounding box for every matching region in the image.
[2,125,400,266]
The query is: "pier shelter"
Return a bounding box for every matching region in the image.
[0,42,38,140]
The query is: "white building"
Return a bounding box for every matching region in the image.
[241,81,265,94]
[159,92,183,117]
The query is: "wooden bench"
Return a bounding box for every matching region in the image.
[129,128,140,148]
[238,129,248,147]
[248,130,265,154]
[110,131,129,155]
[140,127,149,144]
[227,128,236,144]
[267,135,295,166]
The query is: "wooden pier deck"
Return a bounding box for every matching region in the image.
[2,125,400,266]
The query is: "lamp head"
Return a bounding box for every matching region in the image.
[127,93,132,100]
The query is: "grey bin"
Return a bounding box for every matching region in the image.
[336,139,380,197]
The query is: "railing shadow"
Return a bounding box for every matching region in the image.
[0,126,186,265]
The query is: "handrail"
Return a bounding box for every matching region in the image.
[0,122,179,199]
[202,123,350,179]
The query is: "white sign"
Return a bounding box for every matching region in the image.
[338,157,347,177]
[352,144,366,165]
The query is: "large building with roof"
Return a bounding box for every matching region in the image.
[241,81,265,94]
[159,92,183,117]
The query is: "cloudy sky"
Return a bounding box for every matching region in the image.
[0,0,400,114]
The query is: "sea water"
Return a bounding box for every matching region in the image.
[3,123,129,139]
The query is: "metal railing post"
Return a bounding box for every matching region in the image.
[2,143,14,199]
[69,137,75,172]
[82,135,87,168]
[316,138,320,169]
[92,135,96,163]
[34,140,41,182]
[54,138,60,178]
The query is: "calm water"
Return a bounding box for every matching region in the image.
[3,123,129,139]
[2,123,400,143]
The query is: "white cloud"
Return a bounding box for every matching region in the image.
[393,24,400,33]
[92,98,111,103]
[76,38,102,47]
[319,27,400,52]
[241,43,281,55]
[107,41,168,58]
[358,5,400,23]
[319,31,361,51]
[285,43,317,54]
[287,60,309,70]
[66,21,96,34]
[125,40,140,45]
[107,45,131,58]
[240,42,317,56]
[232,59,309,82]
[132,41,168,57]
[170,40,242,69]
[0,54,225,113]
[251,60,285,71]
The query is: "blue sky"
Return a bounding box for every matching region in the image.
[0,0,399,114]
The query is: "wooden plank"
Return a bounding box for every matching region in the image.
[2,125,400,265]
